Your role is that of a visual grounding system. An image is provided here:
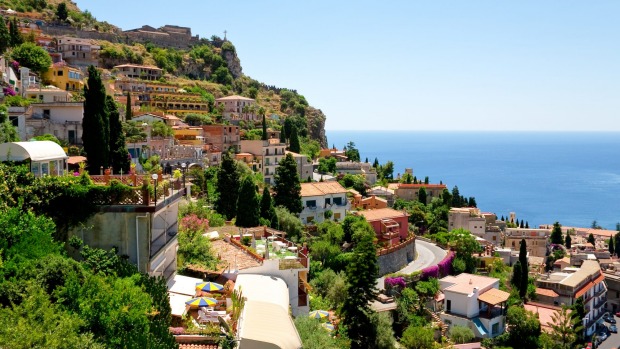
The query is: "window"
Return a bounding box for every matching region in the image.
[306,217,314,224]
[334,213,341,221]
[57,70,64,76]
[325,198,331,205]
[492,323,499,334]
[306,200,316,208]
[333,197,342,206]
[446,300,451,312]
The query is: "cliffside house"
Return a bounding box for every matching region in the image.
[335,161,377,184]
[353,208,409,245]
[201,124,240,153]
[56,37,100,68]
[239,139,286,184]
[449,207,502,245]
[215,95,257,122]
[300,182,349,225]
[43,61,84,92]
[24,87,83,145]
[114,64,163,81]
[439,273,509,339]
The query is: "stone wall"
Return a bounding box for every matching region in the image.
[377,237,416,276]
[41,26,121,42]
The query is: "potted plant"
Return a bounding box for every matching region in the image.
[173,169,182,189]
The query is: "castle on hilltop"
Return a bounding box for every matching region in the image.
[122,24,201,49]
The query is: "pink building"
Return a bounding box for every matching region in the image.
[354,208,409,245]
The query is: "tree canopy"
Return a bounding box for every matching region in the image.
[82,65,110,173]
[11,42,52,75]
[215,153,240,220]
[273,153,302,214]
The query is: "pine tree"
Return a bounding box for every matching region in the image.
[418,187,427,205]
[273,153,302,214]
[215,153,240,220]
[82,66,110,173]
[125,91,132,121]
[519,239,528,299]
[106,96,130,173]
[565,232,572,249]
[235,176,260,228]
[550,221,564,244]
[56,2,69,22]
[9,18,23,47]
[341,221,379,348]
[610,236,615,256]
[289,125,300,153]
[259,187,273,220]
[260,107,267,141]
[468,197,477,208]
[0,17,10,54]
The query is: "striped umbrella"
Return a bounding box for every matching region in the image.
[195,282,224,292]
[185,297,218,308]
[321,323,335,332]
[309,310,329,320]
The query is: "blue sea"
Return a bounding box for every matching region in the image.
[326,131,620,230]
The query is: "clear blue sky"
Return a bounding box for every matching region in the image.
[75,1,619,131]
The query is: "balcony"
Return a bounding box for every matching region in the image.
[150,222,178,257]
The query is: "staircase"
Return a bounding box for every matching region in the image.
[426,309,452,346]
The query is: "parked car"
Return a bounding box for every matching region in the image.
[604,313,616,323]
[615,311,620,317]
[609,324,617,333]
[598,331,608,342]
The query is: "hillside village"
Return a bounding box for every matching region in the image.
[0,3,619,349]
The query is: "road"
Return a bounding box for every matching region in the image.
[596,314,620,349]
[376,239,448,289]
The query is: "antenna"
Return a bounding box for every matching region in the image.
[224,30,227,40]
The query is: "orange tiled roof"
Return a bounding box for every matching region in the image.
[211,240,261,271]
[355,208,408,222]
[574,273,605,298]
[536,288,559,298]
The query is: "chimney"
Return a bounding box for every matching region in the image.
[473,287,479,294]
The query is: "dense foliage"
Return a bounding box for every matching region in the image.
[215,153,240,220]
[274,153,302,214]
[83,65,110,172]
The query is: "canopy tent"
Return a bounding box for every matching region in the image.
[238,301,303,349]
[0,141,68,177]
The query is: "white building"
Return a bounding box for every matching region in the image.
[300,181,349,224]
[335,161,378,184]
[439,273,509,339]
[239,139,287,184]
[0,141,67,177]
[286,151,313,182]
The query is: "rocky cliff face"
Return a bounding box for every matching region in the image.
[306,107,328,148]
[223,49,243,79]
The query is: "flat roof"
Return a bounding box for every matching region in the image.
[301,181,347,197]
[561,260,601,288]
[168,292,191,317]
[166,274,203,296]
[441,273,498,295]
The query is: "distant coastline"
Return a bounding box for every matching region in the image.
[327,130,620,230]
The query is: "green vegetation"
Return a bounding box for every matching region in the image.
[82,65,110,172]
[10,42,52,75]
[215,153,240,220]
[235,176,259,228]
[177,214,218,271]
[106,96,130,173]
[0,164,177,347]
[274,153,302,214]
[0,105,19,143]
[550,221,563,244]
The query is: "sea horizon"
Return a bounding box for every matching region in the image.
[326,130,620,231]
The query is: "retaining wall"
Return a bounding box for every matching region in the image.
[377,236,416,276]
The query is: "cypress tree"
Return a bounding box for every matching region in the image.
[269,205,279,229]
[418,187,427,205]
[551,221,564,244]
[279,127,286,144]
[511,260,522,289]
[519,239,528,299]
[273,153,302,214]
[341,222,379,348]
[516,219,520,228]
[587,233,595,246]
[82,66,110,173]
[9,18,23,47]
[565,232,572,249]
[500,215,504,221]
[610,236,615,256]
[215,153,240,220]
[0,17,9,54]
[615,232,620,257]
[451,186,461,207]
[520,220,524,228]
[373,157,379,168]
[424,176,429,184]
[125,91,132,121]
[365,157,368,163]
[525,221,529,228]
[289,124,300,153]
[235,176,260,228]
[259,187,273,220]
[260,108,267,141]
[107,96,130,174]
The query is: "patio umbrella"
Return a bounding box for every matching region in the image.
[195,282,224,292]
[309,310,329,320]
[185,297,217,308]
[321,323,335,332]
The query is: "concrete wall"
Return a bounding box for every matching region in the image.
[377,238,416,275]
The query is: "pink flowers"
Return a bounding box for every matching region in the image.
[385,276,406,289]
[2,85,16,96]
[180,214,209,233]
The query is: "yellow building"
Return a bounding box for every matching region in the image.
[173,127,204,146]
[43,62,84,92]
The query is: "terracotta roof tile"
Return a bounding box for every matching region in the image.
[300,182,347,197]
[355,208,408,222]
[535,288,559,298]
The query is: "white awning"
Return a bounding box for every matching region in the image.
[0,141,68,162]
[238,301,303,349]
[166,274,203,296]
[168,292,191,317]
